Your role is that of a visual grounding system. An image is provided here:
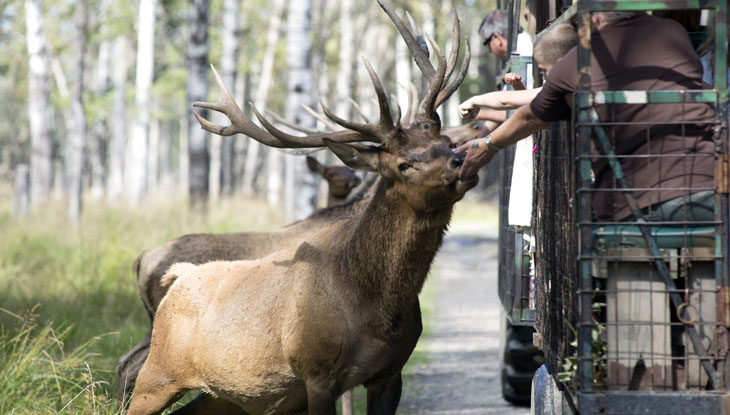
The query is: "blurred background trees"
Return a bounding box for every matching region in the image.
[2,0,500,222]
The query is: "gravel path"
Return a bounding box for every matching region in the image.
[398,223,530,415]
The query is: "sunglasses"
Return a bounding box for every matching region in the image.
[482,33,495,46]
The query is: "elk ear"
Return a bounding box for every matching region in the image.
[323,139,379,172]
[306,156,325,175]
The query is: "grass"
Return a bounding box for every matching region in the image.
[0,187,497,414]
[0,190,285,414]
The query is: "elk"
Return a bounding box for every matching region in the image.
[127,2,473,413]
[306,156,361,207]
[116,159,367,402]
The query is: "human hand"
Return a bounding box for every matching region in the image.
[504,72,525,90]
[458,98,480,121]
[454,138,499,179]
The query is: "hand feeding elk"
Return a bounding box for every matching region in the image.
[127,2,473,413]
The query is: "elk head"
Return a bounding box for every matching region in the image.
[193,0,475,212]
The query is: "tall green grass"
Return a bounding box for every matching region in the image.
[0,191,285,413]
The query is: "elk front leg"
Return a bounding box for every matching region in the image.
[168,393,247,415]
[365,373,402,415]
[304,378,338,415]
[127,362,186,415]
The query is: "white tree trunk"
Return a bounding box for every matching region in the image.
[65,0,87,221]
[25,0,53,206]
[126,0,157,203]
[179,115,190,193]
[334,0,355,118]
[147,118,160,192]
[108,35,130,200]
[187,0,210,208]
[241,0,285,198]
[217,0,241,198]
[88,0,112,199]
[284,0,317,222]
[158,121,173,193]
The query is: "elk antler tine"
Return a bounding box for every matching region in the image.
[265,109,323,135]
[397,82,415,127]
[361,56,395,131]
[405,11,429,57]
[443,12,461,83]
[436,37,471,109]
[193,110,238,136]
[320,100,376,138]
[251,106,322,148]
[301,104,339,131]
[377,0,435,79]
[349,98,371,123]
[390,93,402,126]
[417,33,447,120]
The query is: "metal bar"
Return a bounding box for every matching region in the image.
[591,120,722,389]
[579,90,721,105]
[576,5,595,394]
[580,0,725,12]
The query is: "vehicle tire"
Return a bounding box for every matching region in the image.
[501,320,544,405]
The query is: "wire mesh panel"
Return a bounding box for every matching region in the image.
[533,120,579,373]
[571,1,730,398]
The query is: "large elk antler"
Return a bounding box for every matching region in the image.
[193,59,398,148]
[193,0,470,148]
[377,0,470,122]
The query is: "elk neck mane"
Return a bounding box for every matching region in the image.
[331,177,452,322]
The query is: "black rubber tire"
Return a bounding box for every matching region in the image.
[501,321,545,405]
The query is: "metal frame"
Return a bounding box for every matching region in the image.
[571,0,730,410]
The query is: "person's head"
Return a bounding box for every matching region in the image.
[478,10,510,60]
[533,23,578,76]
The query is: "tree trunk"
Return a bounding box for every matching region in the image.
[126,0,157,203]
[108,35,130,201]
[242,0,285,198]
[217,0,240,198]
[284,0,317,222]
[158,121,173,193]
[25,0,54,206]
[147,118,160,192]
[13,164,30,218]
[88,0,112,199]
[187,0,210,209]
[65,0,87,221]
[179,115,189,194]
[335,3,356,375]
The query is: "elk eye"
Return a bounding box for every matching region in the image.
[398,162,413,172]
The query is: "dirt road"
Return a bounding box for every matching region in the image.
[398,223,531,415]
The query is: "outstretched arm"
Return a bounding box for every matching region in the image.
[455,104,550,179]
[459,87,542,116]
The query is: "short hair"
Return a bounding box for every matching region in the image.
[478,9,509,40]
[534,23,578,66]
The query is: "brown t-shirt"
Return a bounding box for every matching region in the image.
[530,13,717,221]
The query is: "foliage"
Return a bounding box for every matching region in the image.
[0,188,286,411]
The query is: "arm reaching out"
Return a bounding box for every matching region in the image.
[455,104,550,179]
[459,87,542,115]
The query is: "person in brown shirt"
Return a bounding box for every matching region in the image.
[457,12,717,222]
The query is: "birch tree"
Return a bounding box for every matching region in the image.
[108,35,130,200]
[126,0,157,203]
[187,0,210,208]
[65,0,87,220]
[211,0,241,201]
[334,0,354,119]
[25,0,53,206]
[284,0,317,221]
[240,0,285,199]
